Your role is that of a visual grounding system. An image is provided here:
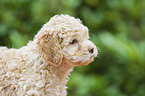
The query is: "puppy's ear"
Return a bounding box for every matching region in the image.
[36,33,63,66]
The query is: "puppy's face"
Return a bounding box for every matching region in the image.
[60,28,98,66]
[36,15,98,67]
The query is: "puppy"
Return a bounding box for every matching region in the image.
[0,14,98,96]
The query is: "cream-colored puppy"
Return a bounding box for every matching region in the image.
[0,14,98,96]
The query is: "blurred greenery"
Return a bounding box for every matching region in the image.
[0,0,145,96]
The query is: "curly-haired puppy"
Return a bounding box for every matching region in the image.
[0,14,98,96]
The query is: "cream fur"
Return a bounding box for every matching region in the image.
[0,14,98,96]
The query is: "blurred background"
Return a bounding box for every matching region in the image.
[0,0,145,96]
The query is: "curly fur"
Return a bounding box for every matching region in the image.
[0,14,98,96]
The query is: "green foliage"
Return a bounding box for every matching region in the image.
[0,0,145,96]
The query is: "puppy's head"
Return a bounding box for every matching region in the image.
[36,15,98,67]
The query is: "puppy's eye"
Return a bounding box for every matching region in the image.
[70,39,77,44]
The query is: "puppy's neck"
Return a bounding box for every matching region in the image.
[44,60,74,95]
[54,59,74,80]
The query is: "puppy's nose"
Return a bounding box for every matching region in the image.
[88,47,94,54]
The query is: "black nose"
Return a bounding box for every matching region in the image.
[88,47,94,54]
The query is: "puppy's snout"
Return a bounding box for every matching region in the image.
[88,47,94,54]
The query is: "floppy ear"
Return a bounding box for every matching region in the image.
[36,33,63,66]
